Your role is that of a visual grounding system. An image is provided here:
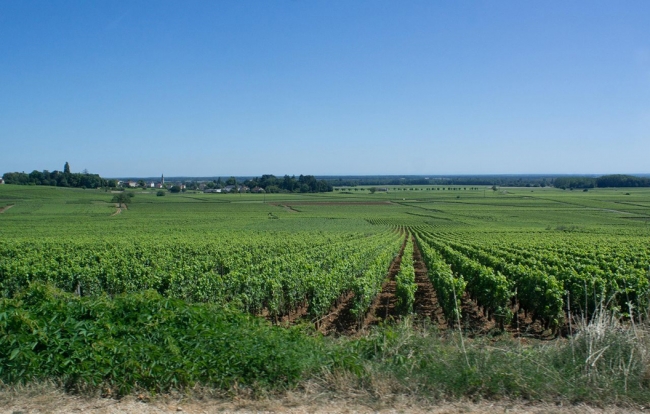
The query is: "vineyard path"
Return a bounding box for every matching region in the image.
[412,235,447,328]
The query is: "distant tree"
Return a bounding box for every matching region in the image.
[64,162,71,174]
[492,185,498,191]
[170,185,181,193]
[226,177,237,186]
[111,193,131,205]
[369,187,377,194]
[137,180,145,188]
[156,190,165,196]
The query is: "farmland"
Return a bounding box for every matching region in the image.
[1,184,650,404]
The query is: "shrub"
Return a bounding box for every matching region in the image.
[0,284,324,394]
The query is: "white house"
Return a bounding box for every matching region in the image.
[0,178,4,185]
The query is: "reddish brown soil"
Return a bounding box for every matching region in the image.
[281,201,393,206]
[454,296,555,339]
[316,291,360,335]
[279,204,300,213]
[457,294,494,336]
[319,234,408,335]
[365,238,406,326]
[412,238,447,329]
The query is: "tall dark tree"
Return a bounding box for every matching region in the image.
[64,162,71,174]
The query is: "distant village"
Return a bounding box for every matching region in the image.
[117,174,333,194]
[118,174,263,193]
[0,165,333,193]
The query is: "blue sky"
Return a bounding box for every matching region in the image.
[1,1,649,177]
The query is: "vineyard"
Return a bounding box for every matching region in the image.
[1,186,648,333]
[1,184,650,402]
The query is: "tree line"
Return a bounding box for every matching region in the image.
[198,174,332,193]
[325,175,554,187]
[324,174,650,189]
[554,175,650,189]
[244,174,333,193]
[2,163,106,189]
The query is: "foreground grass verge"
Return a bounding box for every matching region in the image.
[1,284,649,406]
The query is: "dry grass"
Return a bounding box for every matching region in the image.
[567,305,650,396]
[0,381,646,414]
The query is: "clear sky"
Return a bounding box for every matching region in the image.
[1,1,649,177]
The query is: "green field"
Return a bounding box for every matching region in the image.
[2,184,649,234]
[1,184,649,403]
[1,184,649,320]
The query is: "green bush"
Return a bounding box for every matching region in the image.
[0,284,324,395]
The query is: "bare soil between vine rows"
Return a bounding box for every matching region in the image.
[318,232,409,335]
[364,235,407,327]
[283,201,393,206]
[456,290,555,339]
[267,232,563,339]
[412,238,447,329]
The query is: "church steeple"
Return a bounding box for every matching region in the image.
[161,174,164,185]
